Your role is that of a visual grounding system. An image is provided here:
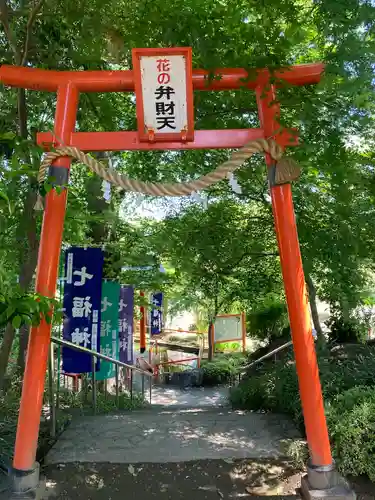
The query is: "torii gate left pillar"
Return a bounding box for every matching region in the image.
[0,54,353,500]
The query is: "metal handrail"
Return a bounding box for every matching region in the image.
[51,336,153,377]
[239,340,293,373]
[47,336,153,438]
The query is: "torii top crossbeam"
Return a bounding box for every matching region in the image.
[0,62,323,152]
[0,62,323,92]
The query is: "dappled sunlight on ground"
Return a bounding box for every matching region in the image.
[45,402,300,465]
[40,459,301,499]
[151,385,230,406]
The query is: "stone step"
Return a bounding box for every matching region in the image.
[39,459,304,499]
[149,385,230,408]
[44,406,300,466]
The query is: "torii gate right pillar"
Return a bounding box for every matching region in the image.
[256,84,355,500]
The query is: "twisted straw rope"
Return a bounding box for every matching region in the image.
[36,138,285,206]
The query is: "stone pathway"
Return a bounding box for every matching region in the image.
[4,388,373,499]
[38,385,304,499]
[46,386,299,465]
[150,385,229,407]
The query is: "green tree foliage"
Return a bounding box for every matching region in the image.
[0,0,374,385]
[150,199,282,320]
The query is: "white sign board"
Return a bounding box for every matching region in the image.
[140,55,188,135]
[132,47,194,142]
[214,315,242,343]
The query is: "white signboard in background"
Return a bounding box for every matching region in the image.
[132,47,194,142]
[213,314,242,343]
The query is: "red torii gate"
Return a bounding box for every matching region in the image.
[0,54,349,498]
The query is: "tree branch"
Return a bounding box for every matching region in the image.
[0,0,21,62]
[220,251,279,276]
[196,107,258,124]
[21,0,45,65]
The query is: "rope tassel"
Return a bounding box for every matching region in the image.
[34,139,301,211]
[275,158,301,184]
[34,194,45,211]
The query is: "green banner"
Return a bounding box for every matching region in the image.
[96,281,120,381]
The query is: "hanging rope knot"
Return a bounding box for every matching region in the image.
[34,138,301,210]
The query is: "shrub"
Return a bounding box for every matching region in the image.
[280,439,309,470]
[230,344,375,478]
[230,353,302,426]
[326,314,368,344]
[272,363,302,422]
[326,386,375,480]
[0,381,21,467]
[58,387,147,414]
[230,371,267,409]
[248,298,289,342]
[230,345,375,425]
[201,353,247,386]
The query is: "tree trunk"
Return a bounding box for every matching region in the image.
[207,293,220,361]
[0,323,16,391]
[0,186,39,388]
[0,99,38,386]
[0,0,44,391]
[17,324,29,375]
[0,216,38,389]
[306,274,324,342]
[340,299,351,323]
[0,188,38,390]
[17,89,28,138]
[208,321,214,361]
[15,187,39,373]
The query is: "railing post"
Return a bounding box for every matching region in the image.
[83,373,88,404]
[115,364,120,408]
[10,83,79,498]
[92,355,97,415]
[47,345,56,438]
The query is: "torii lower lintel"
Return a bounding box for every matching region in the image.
[36,128,298,152]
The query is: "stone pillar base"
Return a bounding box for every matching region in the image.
[301,462,356,500]
[6,462,40,499]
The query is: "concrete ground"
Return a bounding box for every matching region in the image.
[34,386,303,498]
[45,405,300,464]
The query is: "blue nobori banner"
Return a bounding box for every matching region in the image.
[62,247,104,373]
[119,286,134,365]
[150,292,163,336]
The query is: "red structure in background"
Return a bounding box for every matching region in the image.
[0,56,332,485]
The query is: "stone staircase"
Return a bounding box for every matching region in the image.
[2,387,305,499]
